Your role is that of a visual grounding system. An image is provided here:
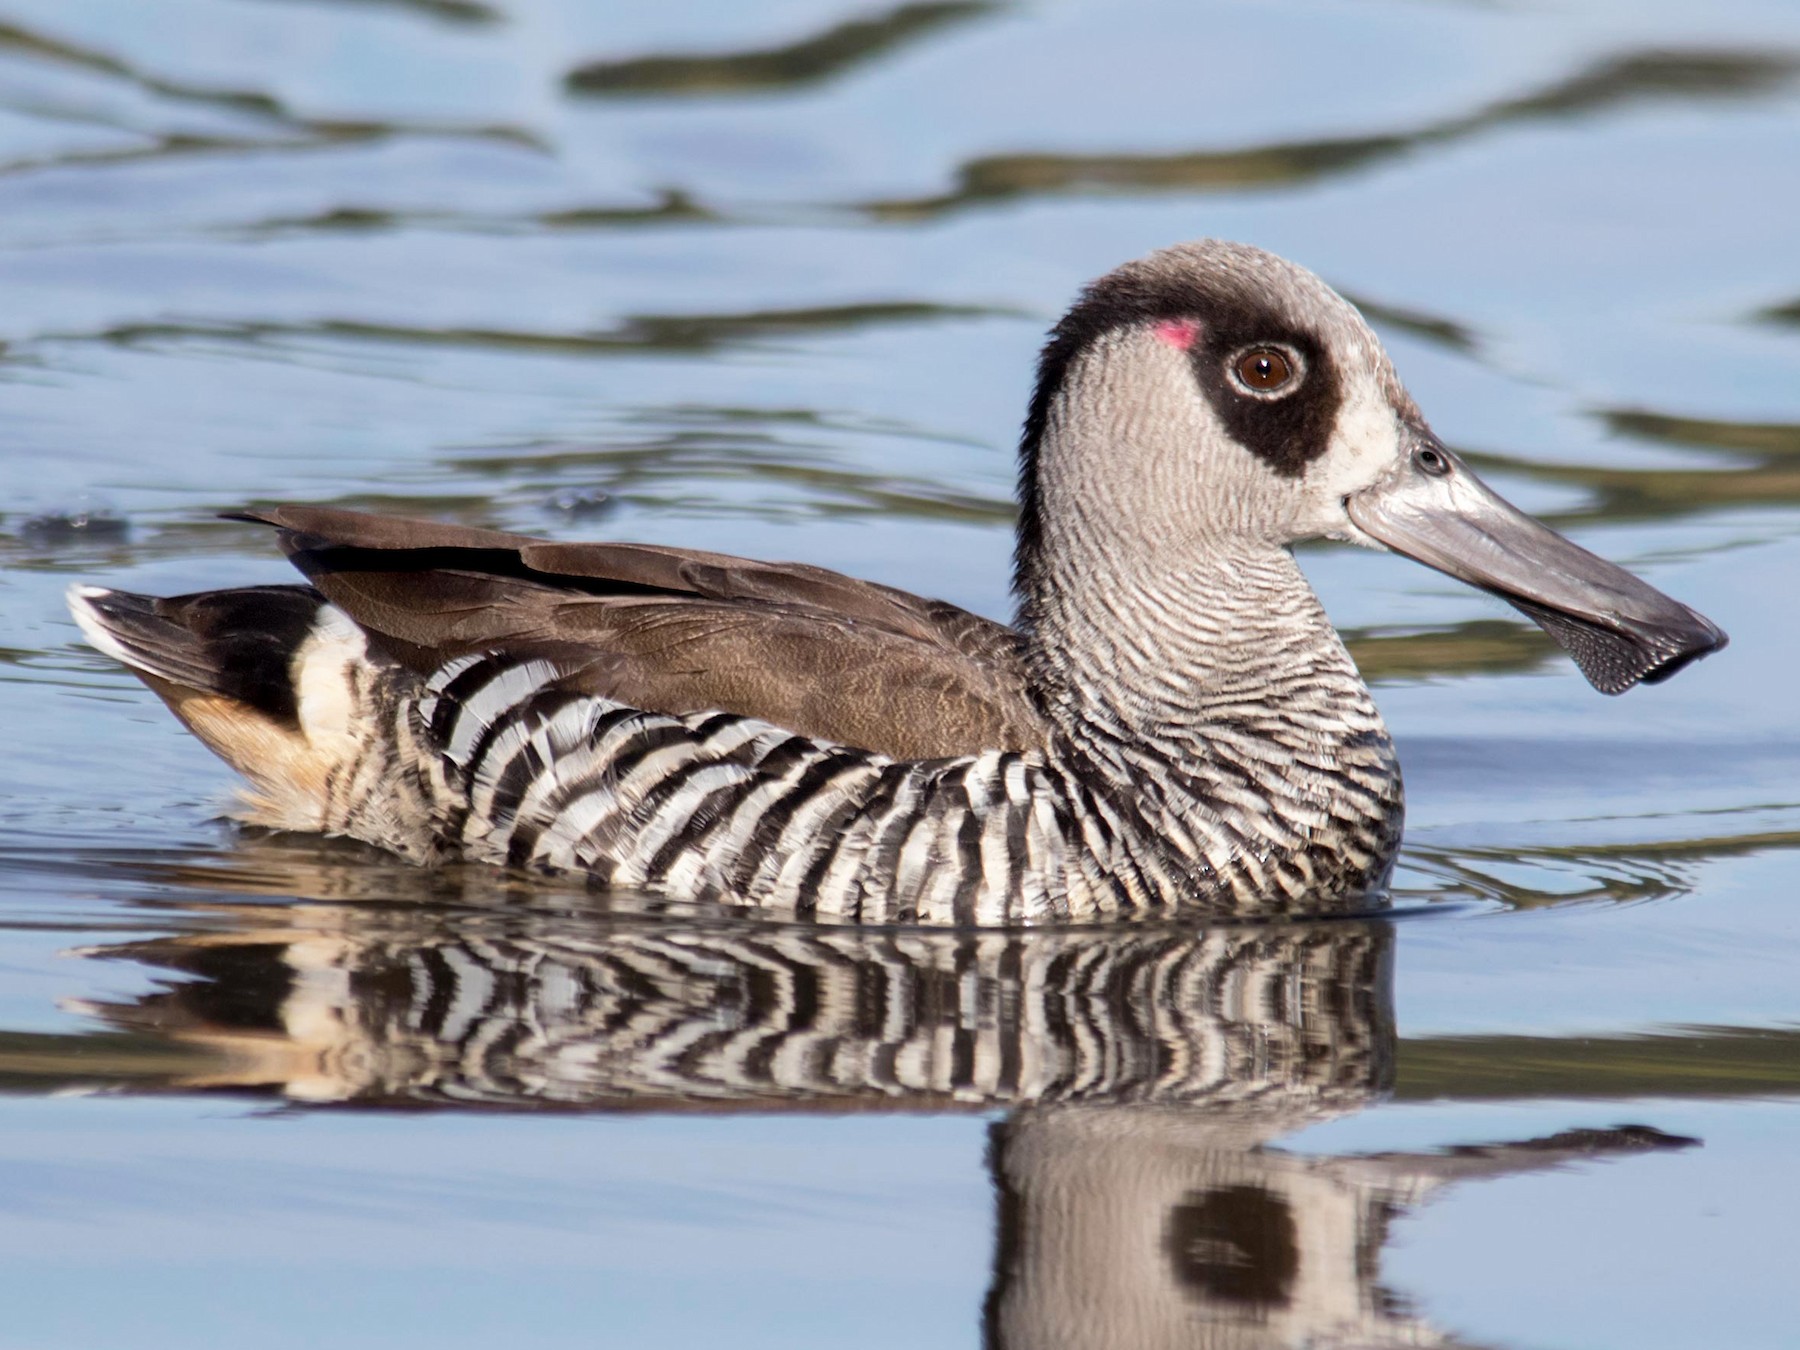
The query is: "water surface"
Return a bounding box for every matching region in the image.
[1,0,1798,1345]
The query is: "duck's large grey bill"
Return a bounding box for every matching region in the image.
[1346,439,1726,694]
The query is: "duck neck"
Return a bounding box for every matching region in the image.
[1017,536,1402,898]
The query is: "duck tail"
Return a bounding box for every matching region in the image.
[68,583,381,833]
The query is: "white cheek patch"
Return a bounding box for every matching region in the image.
[1321,383,1402,496]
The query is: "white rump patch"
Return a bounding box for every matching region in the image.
[291,605,371,755]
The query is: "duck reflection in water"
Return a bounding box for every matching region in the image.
[62,887,1688,1349]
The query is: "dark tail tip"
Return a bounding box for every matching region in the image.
[69,583,327,725]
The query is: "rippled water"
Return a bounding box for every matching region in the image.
[1,1,1798,1345]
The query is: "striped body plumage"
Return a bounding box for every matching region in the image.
[296,581,1400,924]
[70,241,1722,922]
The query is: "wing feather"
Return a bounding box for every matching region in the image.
[231,505,1044,759]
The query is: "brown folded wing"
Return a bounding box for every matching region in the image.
[234,505,1045,760]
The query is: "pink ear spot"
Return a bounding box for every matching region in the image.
[1152,318,1199,350]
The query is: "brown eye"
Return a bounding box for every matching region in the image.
[1234,347,1293,392]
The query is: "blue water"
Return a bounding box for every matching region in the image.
[2,1,1798,1345]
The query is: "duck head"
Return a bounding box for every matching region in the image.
[1017,239,1725,693]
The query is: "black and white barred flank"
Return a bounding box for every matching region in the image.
[365,644,1397,925]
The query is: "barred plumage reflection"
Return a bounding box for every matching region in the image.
[84,915,1392,1113]
[69,909,1689,1350]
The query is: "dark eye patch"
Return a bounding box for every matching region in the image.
[1189,317,1339,478]
[1021,275,1343,487]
